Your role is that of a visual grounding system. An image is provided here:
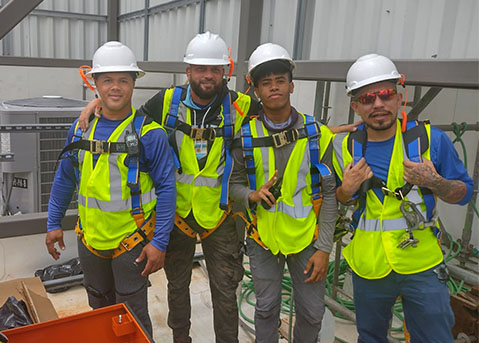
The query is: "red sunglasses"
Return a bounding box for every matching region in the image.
[353,88,397,105]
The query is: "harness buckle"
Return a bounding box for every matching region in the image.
[190,127,205,140]
[272,131,290,148]
[381,186,399,198]
[90,140,104,154]
[291,128,299,141]
[206,128,216,141]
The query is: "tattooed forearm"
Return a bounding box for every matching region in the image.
[428,178,467,204]
[403,159,467,204]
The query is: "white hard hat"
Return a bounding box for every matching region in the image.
[346,54,400,95]
[87,41,145,78]
[248,43,295,76]
[184,31,230,65]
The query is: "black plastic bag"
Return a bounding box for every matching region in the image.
[34,257,83,293]
[0,296,33,330]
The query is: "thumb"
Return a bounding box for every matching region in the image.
[136,248,146,263]
[58,236,66,251]
[304,258,313,274]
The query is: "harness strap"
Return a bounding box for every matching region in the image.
[348,121,437,233]
[75,215,155,259]
[167,120,232,140]
[232,121,321,150]
[59,139,130,156]
[220,94,234,210]
[71,124,83,182]
[233,211,319,251]
[240,124,256,190]
[174,203,233,240]
[165,87,184,171]
[239,115,328,213]
[127,115,148,228]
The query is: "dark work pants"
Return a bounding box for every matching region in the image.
[77,239,152,336]
[164,215,244,343]
[246,237,326,343]
[352,264,454,343]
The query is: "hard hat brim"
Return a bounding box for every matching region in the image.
[86,66,145,79]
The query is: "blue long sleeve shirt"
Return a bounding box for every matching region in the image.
[47,115,176,252]
[339,126,474,205]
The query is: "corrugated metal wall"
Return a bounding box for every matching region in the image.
[0,0,107,59]
[2,0,477,61]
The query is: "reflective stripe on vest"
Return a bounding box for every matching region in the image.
[77,109,158,250]
[332,119,443,278]
[244,113,334,255]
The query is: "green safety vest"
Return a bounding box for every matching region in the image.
[161,88,252,229]
[77,109,160,250]
[332,120,443,279]
[247,113,334,255]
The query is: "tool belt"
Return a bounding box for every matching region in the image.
[74,216,155,259]
[234,197,323,251]
[175,203,232,240]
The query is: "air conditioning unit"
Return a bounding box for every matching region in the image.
[0,96,88,214]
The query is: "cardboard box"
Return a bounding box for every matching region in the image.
[0,277,58,324]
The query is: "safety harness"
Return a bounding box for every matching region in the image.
[234,115,331,250]
[347,120,440,247]
[164,87,235,238]
[60,114,155,259]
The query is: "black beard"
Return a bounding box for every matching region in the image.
[189,79,222,100]
[367,120,395,131]
[366,112,397,131]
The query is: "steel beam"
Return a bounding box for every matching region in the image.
[294,59,479,89]
[0,56,477,90]
[107,0,119,41]
[293,0,307,60]
[137,61,185,74]
[407,87,442,121]
[0,0,44,40]
[143,0,150,60]
[198,0,205,33]
[0,209,77,238]
[236,0,263,92]
[0,55,90,68]
[30,9,106,21]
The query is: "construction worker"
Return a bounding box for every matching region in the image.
[230,43,338,342]
[46,41,176,337]
[78,32,259,343]
[333,53,474,343]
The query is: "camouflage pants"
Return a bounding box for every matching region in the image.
[164,214,244,343]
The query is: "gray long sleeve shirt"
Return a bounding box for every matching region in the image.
[229,107,337,253]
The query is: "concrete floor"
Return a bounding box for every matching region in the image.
[48,263,359,343]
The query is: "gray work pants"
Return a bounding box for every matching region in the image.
[164,214,244,343]
[246,237,326,343]
[77,239,152,336]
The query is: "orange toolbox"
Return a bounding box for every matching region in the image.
[1,303,152,343]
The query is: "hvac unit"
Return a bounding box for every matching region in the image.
[0,96,88,214]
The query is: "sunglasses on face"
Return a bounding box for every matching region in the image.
[353,88,397,105]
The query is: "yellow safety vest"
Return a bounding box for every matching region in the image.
[161,88,252,229]
[77,109,160,250]
[332,120,443,279]
[247,113,334,255]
